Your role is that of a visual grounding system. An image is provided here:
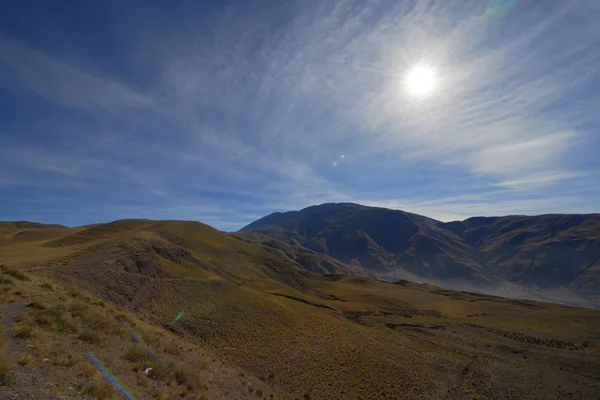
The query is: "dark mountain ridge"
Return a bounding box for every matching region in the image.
[240,203,600,307]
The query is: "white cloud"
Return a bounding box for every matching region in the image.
[490,172,588,189]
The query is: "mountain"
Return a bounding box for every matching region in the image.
[240,203,600,308]
[443,214,600,305]
[1,219,600,398]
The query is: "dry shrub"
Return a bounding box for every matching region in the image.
[124,346,151,363]
[78,361,98,378]
[147,362,170,382]
[82,312,112,333]
[2,268,30,281]
[28,299,46,310]
[68,300,89,313]
[78,330,102,345]
[0,277,13,285]
[52,354,75,367]
[13,322,34,338]
[173,365,203,392]
[82,379,115,399]
[33,308,77,333]
[163,340,181,356]
[19,355,32,366]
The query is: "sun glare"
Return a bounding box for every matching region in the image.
[405,65,436,97]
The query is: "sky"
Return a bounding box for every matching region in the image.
[1,0,599,231]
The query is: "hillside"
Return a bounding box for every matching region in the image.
[442,214,600,305]
[1,219,600,399]
[239,203,492,283]
[239,203,600,308]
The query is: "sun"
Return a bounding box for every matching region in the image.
[405,65,436,97]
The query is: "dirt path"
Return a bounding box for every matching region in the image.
[0,301,85,400]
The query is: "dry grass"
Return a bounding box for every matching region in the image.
[52,354,75,367]
[2,267,30,281]
[18,355,32,366]
[82,379,115,399]
[77,330,102,344]
[1,219,600,399]
[12,322,34,338]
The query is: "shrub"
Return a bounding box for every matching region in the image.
[19,355,32,366]
[52,354,75,367]
[163,340,181,356]
[147,363,170,382]
[40,283,53,290]
[13,323,34,338]
[28,299,46,310]
[2,268,30,281]
[33,309,77,333]
[82,380,114,399]
[82,313,112,333]
[0,277,13,285]
[124,346,151,363]
[256,388,264,397]
[78,330,102,344]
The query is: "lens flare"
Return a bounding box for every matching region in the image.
[171,311,184,325]
[119,319,168,369]
[486,0,519,19]
[89,352,136,400]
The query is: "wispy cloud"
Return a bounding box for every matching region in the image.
[0,34,153,113]
[1,0,599,229]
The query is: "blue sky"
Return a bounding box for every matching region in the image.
[1,0,599,231]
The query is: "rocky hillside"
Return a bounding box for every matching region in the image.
[240,203,600,307]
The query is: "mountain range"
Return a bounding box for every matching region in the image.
[239,203,600,308]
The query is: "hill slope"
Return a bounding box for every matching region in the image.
[240,203,493,282]
[1,219,600,399]
[240,203,600,307]
[443,214,600,305]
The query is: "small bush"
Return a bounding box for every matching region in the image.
[19,355,32,366]
[124,346,151,363]
[33,309,77,333]
[2,268,30,281]
[78,330,102,344]
[163,340,181,356]
[13,323,34,338]
[147,363,170,382]
[34,311,54,327]
[68,301,88,312]
[40,283,53,290]
[0,277,13,285]
[28,299,46,310]
[52,354,74,367]
[82,380,114,399]
[82,313,112,333]
[256,388,264,397]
